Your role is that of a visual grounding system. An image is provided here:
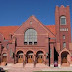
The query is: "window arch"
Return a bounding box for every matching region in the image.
[63,42,66,48]
[24,28,37,45]
[60,16,66,25]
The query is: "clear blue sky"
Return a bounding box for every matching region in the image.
[0,0,72,36]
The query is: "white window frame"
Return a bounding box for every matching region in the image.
[60,16,66,25]
[60,28,68,31]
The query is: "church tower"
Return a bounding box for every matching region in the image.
[55,5,71,50]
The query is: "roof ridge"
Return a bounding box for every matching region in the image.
[45,25,55,26]
[0,25,20,27]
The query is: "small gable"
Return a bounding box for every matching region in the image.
[14,15,49,34]
[14,15,55,38]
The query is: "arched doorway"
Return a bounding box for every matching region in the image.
[2,53,7,62]
[26,51,33,63]
[61,51,69,63]
[59,48,71,67]
[36,51,44,63]
[17,51,23,63]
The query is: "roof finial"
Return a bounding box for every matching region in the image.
[61,5,64,8]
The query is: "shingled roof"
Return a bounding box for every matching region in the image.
[0,25,56,40]
[45,25,56,35]
[0,26,19,40]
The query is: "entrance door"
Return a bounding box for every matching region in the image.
[62,57,67,63]
[28,55,33,63]
[38,55,43,63]
[61,51,69,63]
[2,56,7,62]
[18,55,23,63]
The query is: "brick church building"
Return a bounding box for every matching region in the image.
[0,5,72,67]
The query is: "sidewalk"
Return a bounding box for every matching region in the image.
[1,65,72,72]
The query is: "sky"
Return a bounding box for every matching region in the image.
[0,0,72,37]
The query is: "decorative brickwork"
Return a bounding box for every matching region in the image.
[0,5,72,67]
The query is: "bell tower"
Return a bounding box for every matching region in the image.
[55,5,71,50]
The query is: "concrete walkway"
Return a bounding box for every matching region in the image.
[2,66,72,72]
[0,66,43,72]
[1,64,72,72]
[0,63,49,72]
[42,67,72,71]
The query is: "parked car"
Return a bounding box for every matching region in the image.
[54,61,58,67]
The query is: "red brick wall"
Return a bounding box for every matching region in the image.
[14,16,49,53]
[7,43,15,63]
[55,5,71,50]
[13,16,50,63]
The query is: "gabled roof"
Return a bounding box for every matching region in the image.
[0,26,19,40]
[45,25,56,35]
[0,25,56,40]
[30,16,56,37]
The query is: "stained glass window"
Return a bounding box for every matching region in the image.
[24,29,37,45]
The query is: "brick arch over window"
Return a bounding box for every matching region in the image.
[17,50,24,54]
[24,28,37,45]
[36,50,45,55]
[59,48,71,56]
[26,50,34,55]
[26,49,35,54]
[2,53,7,56]
[16,50,24,54]
[2,51,8,55]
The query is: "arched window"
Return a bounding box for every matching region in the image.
[60,16,66,25]
[63,35,65,39]
[63,42,66,48]
[24,28,37,45]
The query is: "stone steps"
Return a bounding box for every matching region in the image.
[12,63,23,67]
[61,63,70,67]
[36,63,48,68]
[25,63,34,67]
[9,63,48,68]
[0,62,7,66]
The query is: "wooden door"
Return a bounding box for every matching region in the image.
[38,55,43,63]
[2,56,7,62]
[62,57,67,63]
[18,55,23,63]
[28,55,33,63]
